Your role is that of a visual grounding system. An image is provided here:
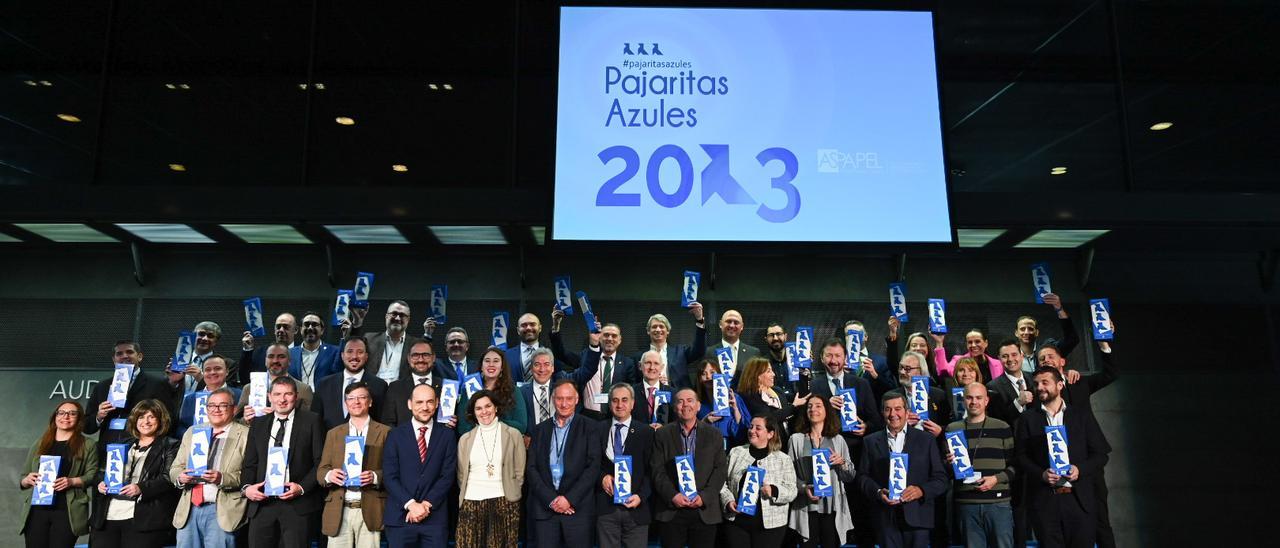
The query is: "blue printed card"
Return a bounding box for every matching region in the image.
[737,466,764,516]
[462,373,484,399]
[681,271,700,307]
[490,312,510,350]
[576,291,600,333]
[1045,425,1072,475]
[888,452,909,501]
[352,272,374,308]
[927,298,947,334]
[172,330,196,372]
[952,387,966,421]
[910,376,931,422]
[845,328,864,371]
[243,297,266,337]
[1089,298,1114,341]
[187,427,212,474]
[812,448,833,497]
[193,391,210,426]
[713,373,732,417]
[104,444,128,494]
[553,276,573,314]
[107,363,132,408]
[1031,263,1052,304]
[265,447,288,496]
[31,455,60,506]
[613,455,633,505]
[838,388,860,431]
[714,346,735,377]
[332,290,353,327]
[785,342,800,381]
[795,326,814,368]
[889,282,909,322]
[945,430,975,480]
[344,436,365,487]
[437,380,459,423]
[675,454,698,498]
[430,284,448,324]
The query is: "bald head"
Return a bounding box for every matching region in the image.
[719,310,744,343]
[961,382,989,421]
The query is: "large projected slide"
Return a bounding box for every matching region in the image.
[554,7,951,242]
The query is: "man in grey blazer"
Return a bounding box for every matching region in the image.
[171,387,251,546]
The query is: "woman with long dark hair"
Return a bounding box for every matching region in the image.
[693,358,752,449]
[89,398,181,548]
[457,347,529,434]
[787,394,857,548]
[455,389,525,547]
[18,400,99,548]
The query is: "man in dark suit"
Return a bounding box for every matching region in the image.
[85,340,182,447]
[633,304,707,391]
[763,322,812,400]
[436,326,477,383]
[289,312,343,390]
[527,380,601,546]
[239,312,298,387]
[1036,339,1118,548]
[313,336,390,431]
[1014,366,1111,548]
[858,392,949,548]
[597,383,655,547]
[240,376,327,548]
[650,387,727,548]
[570,324,638,420]
[506,312,549,383]
[885,351,953,437]
[704,309,761,388]
[382,383,458,547]
[521,347,599,441]
[989,338,1038,548]
[633,351,675,429]
[383,340,455,428]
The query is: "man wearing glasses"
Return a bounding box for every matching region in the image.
[178,356,242,436]
[885,351,953,439]
[240,312,299,388]
[171,387,252,546]
[318,382,391,547]
[346,301,419,385]
[313,336,390,430]
[382,341,455,428]
[240,343,316,421]
[287,312,344,391]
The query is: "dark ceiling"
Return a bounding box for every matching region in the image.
[1,0,1277,252]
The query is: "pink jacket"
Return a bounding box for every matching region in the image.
[932,347,1003,381]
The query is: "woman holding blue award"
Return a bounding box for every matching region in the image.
[720,416,796,547]
[787,395,857,548]
[88,399,180,548]
[18,400,98,548]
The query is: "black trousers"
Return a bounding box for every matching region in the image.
[248,501,314,548]
[90,517,171,548]
[802,512,841,548]
[659,509,717,548]
[721,515,786,548]
[23,506,77,548]
[1030,493,1095,548]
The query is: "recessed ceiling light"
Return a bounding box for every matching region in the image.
[1149,122,1173,131]
[324,225,409,244]
[1050,166,1067,175]
[116,223,215,243]
[169,163,187,172]
[221,224,313,244]
[429,226,507,245]
[314,82,325,90]
[443,83,453,90]
[165,83,176,90]
[956,228,1006,248]
[178,83,190,90]
[392,164,408,172]
[428,84,439,90]
[23,80,38,86]
[335,116,355,126]
[298,83,308,90]
[14,223,118,243]
[38,80,52,87]
[56,113,81,123]
[1014,229,1110,249]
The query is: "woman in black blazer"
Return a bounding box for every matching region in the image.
[737,357,805,440]
[89,398,181,548]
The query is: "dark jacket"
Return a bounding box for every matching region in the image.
[89,436,181,533]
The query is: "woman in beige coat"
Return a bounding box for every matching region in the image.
[455,389,526,548]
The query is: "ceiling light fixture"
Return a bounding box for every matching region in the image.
[116,223,215,243]
[314,82,325,90]
[56,113,81,123]
[335,116,355,125]
[165,83,176,90]
[23,80,37,86]
[38,80,52,87]
[168,163,187,172]
[443,83,453,90]
[1050,166,1067,175]
[428,84,439,90]
[392,164,408,172]
[221,224,313,244]
[1014,229,1110,249]
[956,228,1006,248]
[178,83,190,90]
[1149,122,1173,131]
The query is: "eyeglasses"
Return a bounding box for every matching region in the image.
[195,331,217,338]
[345,395,371,402]
[765,332,786,338]
[446,339,467,345]
[205,403,233,411]
[409,352,434,359]
[55,410,79,417]
[387,311,408,318]
[899,363,921,372]
[302,321,324,328]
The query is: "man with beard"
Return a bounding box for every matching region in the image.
[1013,367,1110,548]
[284,312,343,391]
[348,301,419,385]
[313,336,390,430]
[509,313,549,383]
[240,343,315,419]
[85,340,182,445]
[383,340,455,428]
[763,322,808,401]
[240,312,299,387]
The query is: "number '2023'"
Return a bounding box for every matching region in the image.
[595,144,800,223]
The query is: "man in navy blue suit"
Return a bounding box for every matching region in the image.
[633,304,706,391]
[858,392,949,548]
[383,340,455,428]
[555,323,637,420]
[382,383,457,547]
[436,327,477,383]
[527,379,601,546]
[504,313,548,384]
[312,336,389,430]
[597,383,655,547]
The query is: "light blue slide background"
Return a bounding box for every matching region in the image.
[555,7,950,242]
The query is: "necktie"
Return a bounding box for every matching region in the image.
[647,387,656,418]
[191,430,225,506]
[418,376,429,385]
[454,362,465,381]
[343,377,355,417]
[1014,378,1026,412]
[538,385,551,424]
[613,423,625,458]
[274,418,288,447]
[417,426,428,463]
[522,347,534,383]
[602,356,614,387]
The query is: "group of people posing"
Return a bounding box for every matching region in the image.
[17,292,1117,548]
